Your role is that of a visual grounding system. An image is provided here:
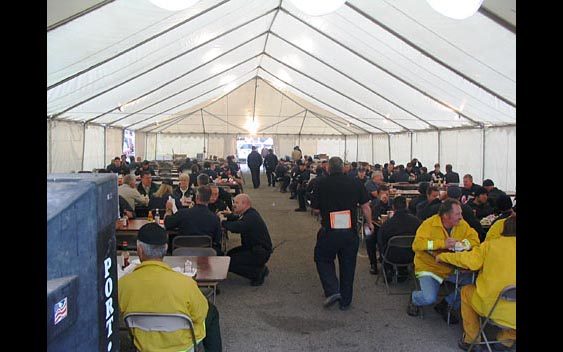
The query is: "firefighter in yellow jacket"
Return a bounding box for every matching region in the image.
[437,215,516,351]
[407,198,480,324]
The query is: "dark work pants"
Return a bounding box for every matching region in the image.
[314,228,359,307]
[297,186,307,209]
[365,226,380,265]
[227,245,270,281]
[266,170,275,186]
[250,167,260,188]
[203,302,222,352]
[280,176,290,191]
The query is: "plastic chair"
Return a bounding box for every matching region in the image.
[172,235,212,250]
[375,235,416,295]
[123,312,200,352]
[172,247,217,256]
[468,285,516,352]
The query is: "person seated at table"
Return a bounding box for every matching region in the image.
[177,157,193,174]
[407,198,480,324]
[377,196,421,282]
[366,185,392,275]
[226,155,239,175]
[444,164,460,184]
[173,173,192,207]
[208,184,227,214]
[466,187,494,220]
[405,162,417,183]
[389,164,410,183]
[294,161,312,212]
[201,161,218,181]
[219,194,273,286]
[275,159,290,193]
[137,171,159,198]
[164,185,223,255]
[416,185,441,219]
[484,195,515,242]
[217,161,232,179]
[416,166,432,183]
[365,170,384,200]
[356,166,369,183]
[289,160,305,199]
[461,174,481,201]
[118,195,136,219]
[482,179,507,214]
[429,163,445,184]
[134,160,156,176]
[408,181,429,215]
[418,186,486,242]
[148,179,181,216]
[118,223,222,352]
[106,156,129,175]
[436,216,516,351]
[118,174,149,211]
[188,164,200,188]
[198,173,233,209]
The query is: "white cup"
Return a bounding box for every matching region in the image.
[387,211,395,218]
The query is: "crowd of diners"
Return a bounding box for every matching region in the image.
[103,148,515,352]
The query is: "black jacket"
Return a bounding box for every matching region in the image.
[222,208,272,252]
[264,153,279,171]
[164,204,223,245]
[377,208,421,264]
[247,151,263,169]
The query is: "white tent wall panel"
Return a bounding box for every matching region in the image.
[48,120,84,173]
[439,129,483,187]
[297,138,317,160]
[389,133,412,165]
[146,133,157,161]
[343,136,358,162]
[135,131,147,161]
[484,126,516,192]
[105,127,123,165]
[274,135,298,159]
[83,124,105,171]
[411,131,439,167]
[356,134,372,163]
[372,133,390,164]
[206,135,237,159]
[157,134,205,160]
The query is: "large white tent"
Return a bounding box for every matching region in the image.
[47,0,516,192]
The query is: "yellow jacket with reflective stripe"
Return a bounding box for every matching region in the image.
[118,260,209,352]
[412,214,480,279]
[438,236,516,329]
[484,217,506,242]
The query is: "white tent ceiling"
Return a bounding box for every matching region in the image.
[47,0,516,136]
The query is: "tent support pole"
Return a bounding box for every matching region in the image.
[437,130,441,165]
[48,120,53,173]
[356,135,359,161]
[371,134,374,164]
[155,133,158,160]
[387,135,391,163]
[103,126,107,170]
[410,132,413,162]
[344,135,347,162]
[481,127,486,182]
[81,124,87,171]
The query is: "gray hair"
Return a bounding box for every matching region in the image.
[178,173,190,181]
[328,156,343,174]
[372,170,383,179]
[138,241,167,260]
[123,174,136,185]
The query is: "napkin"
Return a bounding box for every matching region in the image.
[168,195,178,214]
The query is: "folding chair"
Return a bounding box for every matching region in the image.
[468,285,516,352]
[375,235,416,295]
[172,235,212,250]
[447,268,477,325]
[123,312,201,352]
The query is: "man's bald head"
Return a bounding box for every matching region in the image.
[233,193,251,214]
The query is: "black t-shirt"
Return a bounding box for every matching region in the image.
[311,172,370,229]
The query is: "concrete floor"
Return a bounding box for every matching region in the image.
[120,166,467,351]
[215,166,465,352]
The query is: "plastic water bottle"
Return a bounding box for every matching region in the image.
[155,209,160,224]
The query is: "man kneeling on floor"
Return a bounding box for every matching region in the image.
[219,194,273,286]
[407,198,480,324]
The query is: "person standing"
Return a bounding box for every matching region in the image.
[220,194,273,286]
[311,157,373,310]
[247,146,263,189]
[264,148,279,187]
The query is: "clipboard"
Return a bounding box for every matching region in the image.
[329,210,352,229]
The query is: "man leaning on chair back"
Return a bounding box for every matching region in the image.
[118,223,222,352]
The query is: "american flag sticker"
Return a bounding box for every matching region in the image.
[54,297,68,325]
